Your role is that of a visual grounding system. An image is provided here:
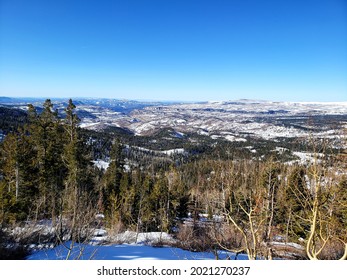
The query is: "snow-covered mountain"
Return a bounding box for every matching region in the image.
[77,100,347,144]
[1,98,347,145]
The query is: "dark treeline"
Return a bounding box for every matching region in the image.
[0,107,29,136]
[0,99,347,260]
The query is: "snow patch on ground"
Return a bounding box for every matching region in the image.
[274,147,289,154]
[245,146,257,153]
[92,159,110,170]
[105,231,174,245]
[161,148,185,155]
[79,122,100,129]
[211,134,247,142]
[129,146,186,156]
[224,135,247,142]
[197,129,209,136]
[291,152,324,164]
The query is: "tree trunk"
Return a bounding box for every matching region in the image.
[15,163,19,200]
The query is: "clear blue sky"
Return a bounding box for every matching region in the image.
[0,0,346,102]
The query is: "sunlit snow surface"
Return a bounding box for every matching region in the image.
[27,242,248,260]
[92,159,110,170]
[27,231,248,260]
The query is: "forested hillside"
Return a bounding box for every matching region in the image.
[0,100,346,260]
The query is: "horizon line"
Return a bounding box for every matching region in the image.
[1,95,347,104]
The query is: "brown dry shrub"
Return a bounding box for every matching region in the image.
[316,239,346,260]
[175,223,216,252]
[174,222,243,254]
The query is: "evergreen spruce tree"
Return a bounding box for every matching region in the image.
[102,139,124,229]
[63,99,79,206]
[60,99,97,255]
[118,172,135,227]
[150,173,168,232]
[0,133,19,223]
[25,100,65,223]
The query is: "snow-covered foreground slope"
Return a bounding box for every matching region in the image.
[27,242,248,260]
[27,231,248,260]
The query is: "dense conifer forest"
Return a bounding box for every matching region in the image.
[0,99,346,260]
